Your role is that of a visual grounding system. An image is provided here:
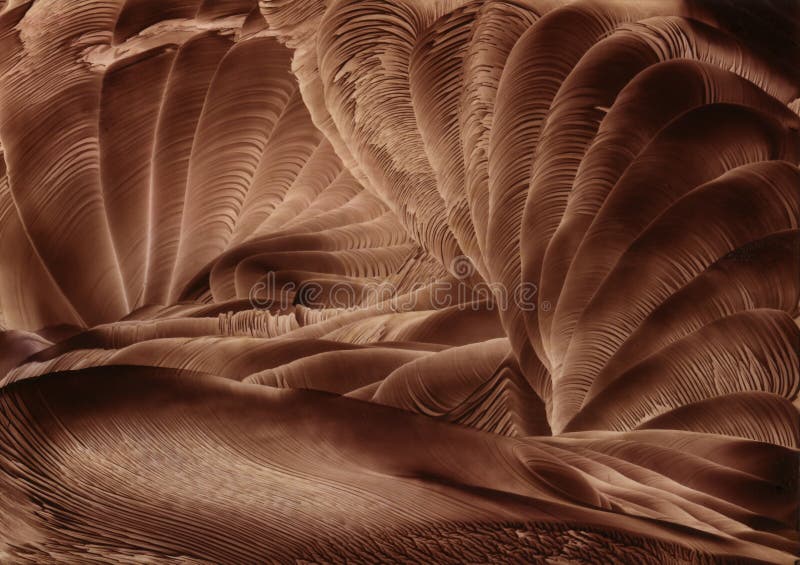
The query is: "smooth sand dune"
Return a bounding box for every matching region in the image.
[0,0,798,563]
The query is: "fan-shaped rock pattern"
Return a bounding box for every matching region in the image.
[1,0,798,563]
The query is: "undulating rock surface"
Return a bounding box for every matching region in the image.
[0,0,798,563]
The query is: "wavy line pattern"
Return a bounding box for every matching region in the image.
[0,0,798,562]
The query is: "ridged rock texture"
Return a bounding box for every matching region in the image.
[0,0,798,563]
